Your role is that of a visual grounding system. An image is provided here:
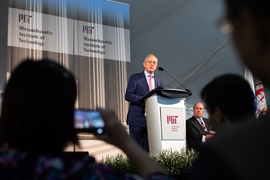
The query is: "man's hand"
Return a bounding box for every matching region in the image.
[205,130,216,141]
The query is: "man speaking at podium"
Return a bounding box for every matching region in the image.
[125,54,162,152]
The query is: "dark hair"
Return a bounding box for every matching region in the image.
[0,59,79,154]
[225,0,270,20]
[200,74,254,122]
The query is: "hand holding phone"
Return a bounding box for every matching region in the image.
[74,109,105,135]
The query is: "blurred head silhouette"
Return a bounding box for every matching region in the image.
[200,73,255,130]
[0,59,79,154]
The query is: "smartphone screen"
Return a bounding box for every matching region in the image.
[74,109,105,135]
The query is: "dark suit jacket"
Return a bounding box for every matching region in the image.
[125,70,162,127]
[186,115,212,151]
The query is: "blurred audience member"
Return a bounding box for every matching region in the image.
[200,73,255,131]
[189,0,270,179]
[0,59,174,179]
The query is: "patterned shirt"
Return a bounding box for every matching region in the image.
[0,150,175,180]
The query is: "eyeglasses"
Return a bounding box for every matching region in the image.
[144,60,158,65]
[217,17,234,34]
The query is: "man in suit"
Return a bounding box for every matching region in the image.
[186,102,216,151]
[125,54,162,152]
[189,0,270,179]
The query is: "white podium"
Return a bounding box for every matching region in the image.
[141,88,192,154]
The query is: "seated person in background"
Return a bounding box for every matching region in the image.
[200,73,255,131]
[0,59,174,179]
[186,102,216,152]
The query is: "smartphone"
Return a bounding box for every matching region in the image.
[74,109,105,135]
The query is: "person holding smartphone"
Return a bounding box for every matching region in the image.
[0,59,174,179]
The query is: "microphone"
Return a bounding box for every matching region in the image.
[156,68,164,88]
[158,67,191,92]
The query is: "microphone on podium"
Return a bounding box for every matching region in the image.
[158,67,191,93]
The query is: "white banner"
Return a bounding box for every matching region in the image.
[8,8,74,54]
[74,21,130,61]
[8,7,130,62]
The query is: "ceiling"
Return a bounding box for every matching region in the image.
[113,0,245,108]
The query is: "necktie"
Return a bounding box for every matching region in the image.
[199,118,208,131]
[149,75,153,91]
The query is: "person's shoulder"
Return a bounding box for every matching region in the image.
[186,116,195,121]
[129,71,144,78]
[197,114,270,179]
[208,118,244,140]
[210,114,268,144]
[186,116,196,125]
[131,71,144,75]
[204,114,270,155]
[0,149,28,161]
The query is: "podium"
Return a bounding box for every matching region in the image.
[140,87,192,154]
